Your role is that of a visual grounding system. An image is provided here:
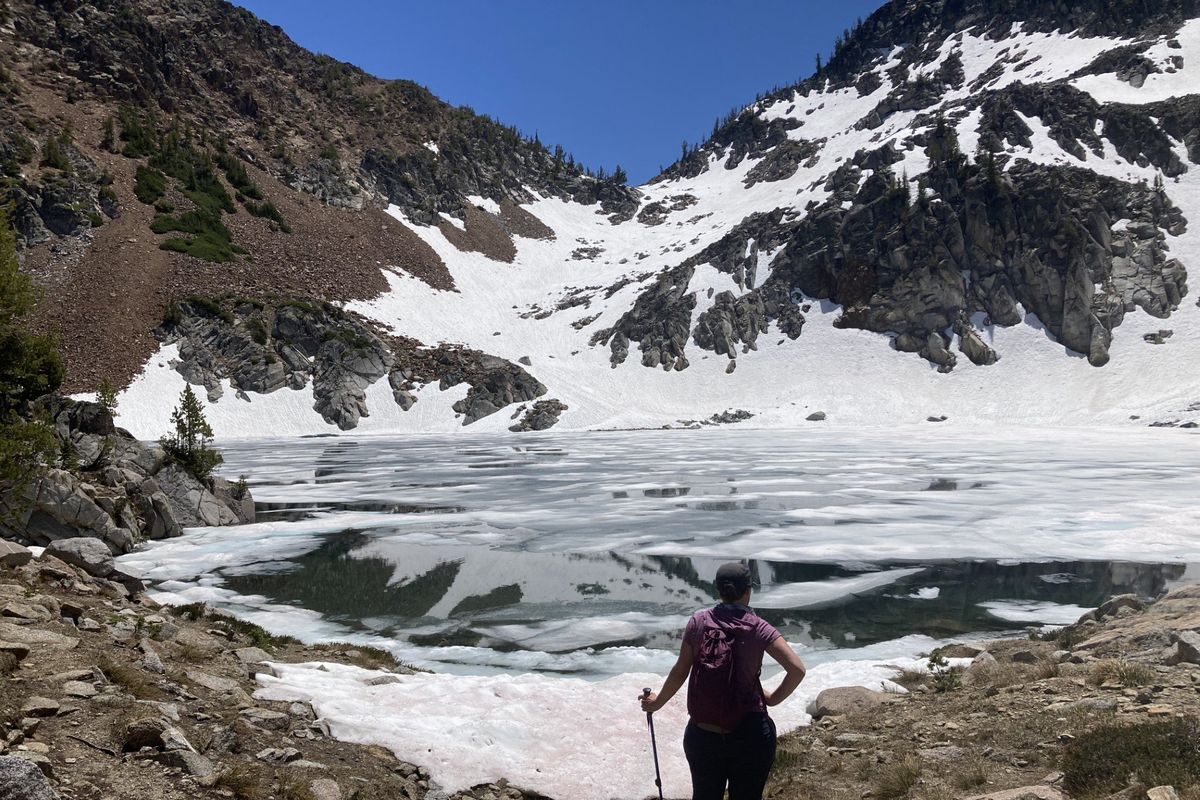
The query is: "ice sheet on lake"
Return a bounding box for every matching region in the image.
[979,600,1094,626]
[257,635,942,800]
[753,567,925,609]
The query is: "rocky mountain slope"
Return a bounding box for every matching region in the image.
[7,0,1200,435]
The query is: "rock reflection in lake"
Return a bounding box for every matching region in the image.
[222,529,1187,658]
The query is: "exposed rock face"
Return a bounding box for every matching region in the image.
[0,399,252,555]
[509,400,568,432]
[161,300,551,430]
[613,120,1188,372]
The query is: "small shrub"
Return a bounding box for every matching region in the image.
[134,165,166,204]
[1055,626,1087,649]
[209,611,297,651]
[928,650,962,692]
[891,668,928,690]
[40,132,70,171]
[276,775,315,800]
[1034,658,1061,680]
[185,295,233,323]
[952,759,989,790]
[215,763,266,800]
[1088,659,1156,688]
[1062,718,1200,798]
[98,657,163,700]
[874,756,921,799]
[167,601,208,621]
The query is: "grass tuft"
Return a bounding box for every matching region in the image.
[1062,718,1200,798]
[1088,659,1156,688]
[874,756,921,799]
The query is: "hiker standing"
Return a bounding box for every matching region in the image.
[639,562,806,800]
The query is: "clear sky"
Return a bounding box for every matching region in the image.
[233,1,889,184]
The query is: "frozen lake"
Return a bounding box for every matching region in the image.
[118,425,1200,798]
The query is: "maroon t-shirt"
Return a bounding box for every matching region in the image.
[683,604,781,726]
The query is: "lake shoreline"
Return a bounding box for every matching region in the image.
[5,539,1200,800]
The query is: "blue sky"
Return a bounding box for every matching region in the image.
[235,1,888,184]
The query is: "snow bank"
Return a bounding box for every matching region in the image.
[257,636,942,800]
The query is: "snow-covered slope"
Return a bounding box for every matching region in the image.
[116,3,1200,438]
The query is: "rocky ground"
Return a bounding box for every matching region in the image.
[0,541,546,800]
[766,588,1200,800]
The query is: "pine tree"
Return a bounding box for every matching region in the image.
[160,385,223,480]
[96,378,118,413]
[0,213,62,493]
[100,117,116,152]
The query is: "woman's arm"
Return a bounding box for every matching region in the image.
[640,641,694,714]
[762,636,806,707]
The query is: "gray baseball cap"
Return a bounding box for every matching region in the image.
[715,562,753,593]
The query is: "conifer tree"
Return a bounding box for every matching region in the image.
[160,385,223,480]
[0,214,63,492]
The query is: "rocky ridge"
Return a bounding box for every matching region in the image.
[0,397,251,556]
[160,299,559,430]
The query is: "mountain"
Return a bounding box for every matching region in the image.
[7,0,1200,435]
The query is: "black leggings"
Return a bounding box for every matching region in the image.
[683,713,777,800]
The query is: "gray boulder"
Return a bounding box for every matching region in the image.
[44,537,114,578]
[8,469,132,553]
[0,755,59,799]
[806,686,889,718]
[155,465,239,528]
[1165,630,1200,666]
[0,540,32,568]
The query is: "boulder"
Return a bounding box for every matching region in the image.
[1147,788,1181,800]
[44,537,114,578]
[0,622,78,651]
[310,779,343,800]
[963,787,1067,800]
[0,640,31,661]
[20,697,60,718]
[11,470,132,553]
[240,707,290,731]
[0,755,59,799]
[806,411,827,421]
[806,686,889,718]
[0,540,32,568]
[1164,631,1200,666]
[155,466,239,528]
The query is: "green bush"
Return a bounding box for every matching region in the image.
[40,132,69,171]
[184,296,233,323]
[245,200,290,232]
[1062,718,1200,798]
[134,165,166,204]
[117,106,157,158]
[217,152,262,200]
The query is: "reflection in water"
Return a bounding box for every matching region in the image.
[222,529,1186,657]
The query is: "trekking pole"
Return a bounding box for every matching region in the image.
[642,687,664,800]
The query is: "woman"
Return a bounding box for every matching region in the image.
[639,562,807,800]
